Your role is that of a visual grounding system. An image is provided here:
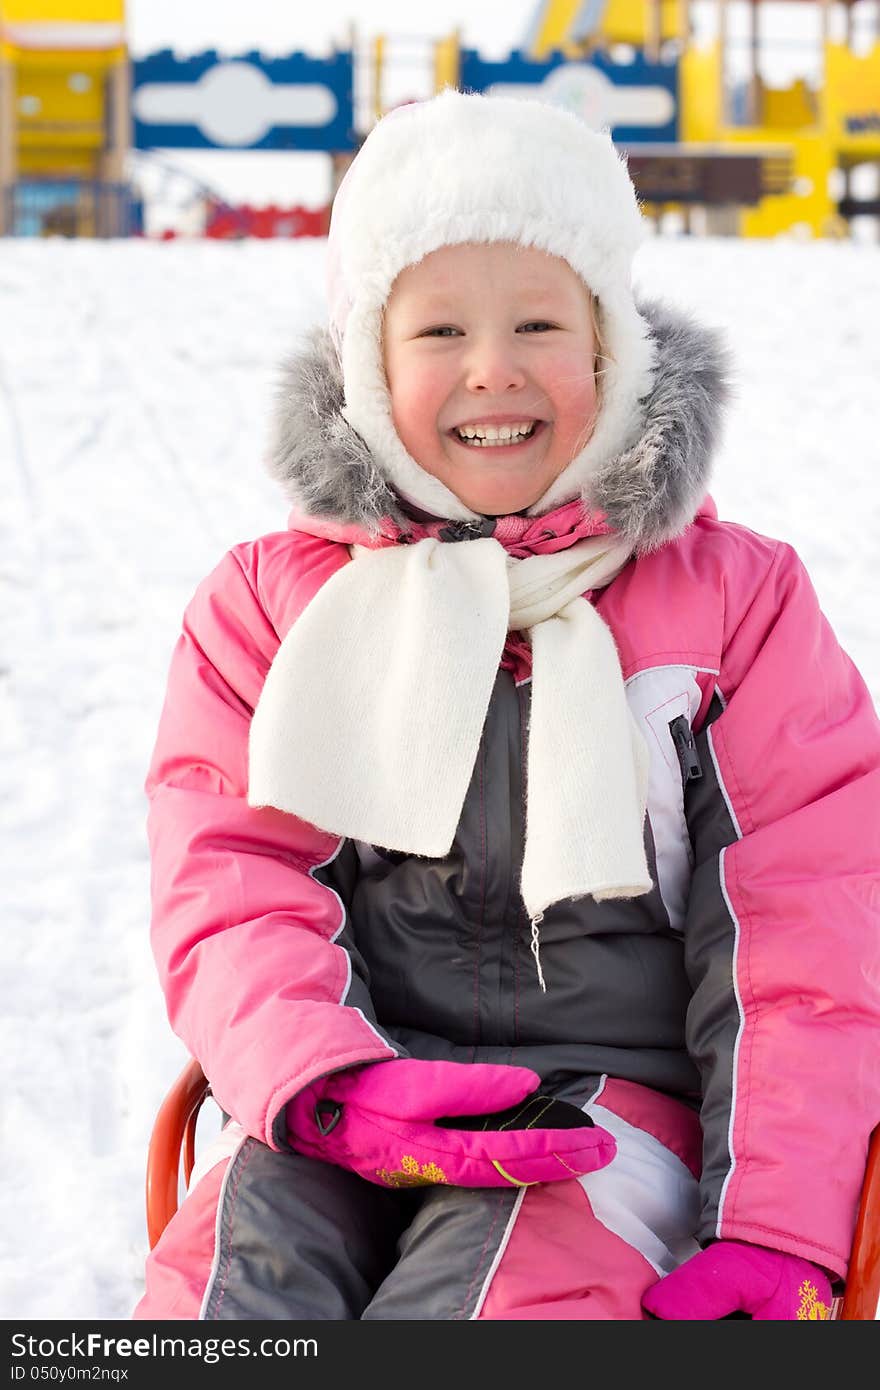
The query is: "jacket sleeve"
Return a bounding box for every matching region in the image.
[146,543,399,1150]
[683,537,880,1280]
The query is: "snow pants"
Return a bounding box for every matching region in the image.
[134,1077,703,1321]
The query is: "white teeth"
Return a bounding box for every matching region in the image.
[455,421,536,445]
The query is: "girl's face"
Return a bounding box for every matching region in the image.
[382,242,599,516]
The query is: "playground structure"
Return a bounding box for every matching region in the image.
[1,0,878,238]
[0,0,356,235]
[0,0,132,234]
[427,0,880,236]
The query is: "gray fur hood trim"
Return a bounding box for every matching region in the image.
[266,297,734,554]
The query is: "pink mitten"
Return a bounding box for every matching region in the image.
[286,1058,616,1189]
[642,1240,833,1320]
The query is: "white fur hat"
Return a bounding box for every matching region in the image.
[326,87,656,521]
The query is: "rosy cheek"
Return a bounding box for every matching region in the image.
[567,374,597,405]
[557,379,598,424]
[390,385,436,455]
[548,365,598,455]
[557,352,598,397]
[389,398,420,449]
[394,367,446,431]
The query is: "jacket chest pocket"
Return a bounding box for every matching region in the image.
[626,668,706,933]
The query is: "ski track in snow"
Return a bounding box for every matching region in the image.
[0,235,877,1320]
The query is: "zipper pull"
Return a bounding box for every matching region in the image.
[529,913,547,993]
[669,716,703,783]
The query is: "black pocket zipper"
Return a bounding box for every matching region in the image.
[669,715,703,784]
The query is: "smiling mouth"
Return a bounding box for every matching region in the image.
[451,421,543,448]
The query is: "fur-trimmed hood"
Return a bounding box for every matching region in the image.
[266,296,734,555]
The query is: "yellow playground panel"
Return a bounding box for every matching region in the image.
[521,0,880,236]
[0,1,129,231]
[525,0,687,54]
[681,32,880,237]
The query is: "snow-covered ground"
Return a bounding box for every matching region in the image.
[1,233,878,1321]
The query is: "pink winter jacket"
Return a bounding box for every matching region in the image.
[145,303,880,1280]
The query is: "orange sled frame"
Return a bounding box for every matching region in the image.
[146,1057,880,1320]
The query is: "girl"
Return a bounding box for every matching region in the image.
[134,90,880,1321]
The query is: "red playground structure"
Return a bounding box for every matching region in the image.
[203,200,331,240]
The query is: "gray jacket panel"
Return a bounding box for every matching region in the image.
[680,695,743,1238]
[317,668,701,1105]
[202,1139,519,1320]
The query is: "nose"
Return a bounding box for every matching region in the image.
[464,335,526,395]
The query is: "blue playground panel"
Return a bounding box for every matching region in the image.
[459,48,679,144]
[132,50,356,152]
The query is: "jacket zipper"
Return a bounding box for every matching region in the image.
[669,715,703,785]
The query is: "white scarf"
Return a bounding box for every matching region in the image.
[248,536,652,988]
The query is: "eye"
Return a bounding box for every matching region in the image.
[518,321,557,334]
[420,325,461,337]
